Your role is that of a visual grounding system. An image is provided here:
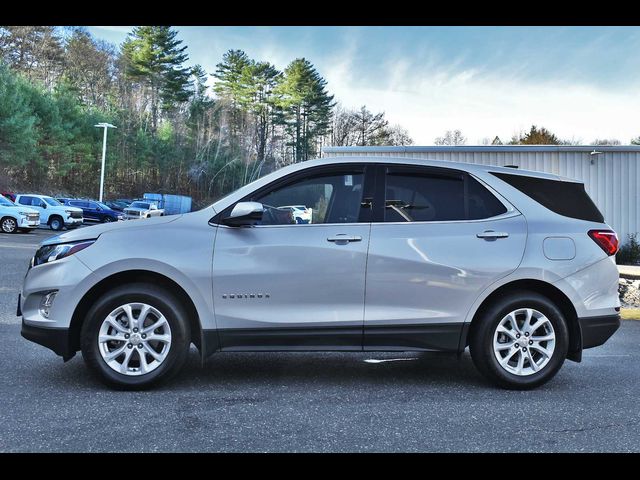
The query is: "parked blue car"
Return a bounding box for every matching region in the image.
[58,198,123,223]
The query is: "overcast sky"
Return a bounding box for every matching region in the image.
[87,26,640,145]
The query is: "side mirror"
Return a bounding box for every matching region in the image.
[40,203,47,209]
[223,201,263,227]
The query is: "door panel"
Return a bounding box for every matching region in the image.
[213,224,370,350]
[211,164,374,351]
[364,216,527,350]
[364,165,527,351]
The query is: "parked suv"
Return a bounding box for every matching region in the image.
[59,199,123,223]
[19,157,620,390]
[0,194,40,233]
[15,194,83,231]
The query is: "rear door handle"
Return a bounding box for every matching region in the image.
[476,230,509,239]
[327,234,362,244]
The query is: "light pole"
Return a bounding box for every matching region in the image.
[94,122,117,202]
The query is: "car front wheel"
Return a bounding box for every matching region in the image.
[1,217,18,233]
[469,291,569,390]
[49,216,63,231]
[80,283,191,390]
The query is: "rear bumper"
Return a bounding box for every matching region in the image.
[579,314,621,349]
[21,319,73,359]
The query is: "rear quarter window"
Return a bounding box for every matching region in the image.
[491,172,604,223]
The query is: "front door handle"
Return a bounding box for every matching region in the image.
[476,230,509,239]
[327,234,362,245]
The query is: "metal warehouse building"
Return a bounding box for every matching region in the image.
[322,145,640,242]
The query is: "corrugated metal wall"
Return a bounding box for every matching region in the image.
[322,146,640,241]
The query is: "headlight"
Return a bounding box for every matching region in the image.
[65,209,74,215]
[18,211,32,216]
[32,240,95,267]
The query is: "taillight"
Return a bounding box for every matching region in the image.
[588,230,619,256]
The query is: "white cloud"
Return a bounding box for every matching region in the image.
[325,59,640,145]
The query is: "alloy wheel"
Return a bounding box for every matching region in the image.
[493,308,556,376]
[98,302,172,376]
[1,218,17,233]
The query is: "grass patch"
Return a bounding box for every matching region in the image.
[621,308,640,320]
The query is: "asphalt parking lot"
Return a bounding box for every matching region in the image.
[1,227,639,452]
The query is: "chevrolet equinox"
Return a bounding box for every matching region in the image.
[19,157,621,390]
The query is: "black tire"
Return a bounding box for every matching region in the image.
[49,216,63,231]
[102,216,114,223]
[1,216,18,233]
[80,282,191,390]
[469,291,569,390]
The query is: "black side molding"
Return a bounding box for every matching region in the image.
[364,323,463,351]
[218,326,363,351]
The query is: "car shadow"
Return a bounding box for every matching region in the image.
[169,349,489,389]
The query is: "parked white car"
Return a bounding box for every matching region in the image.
[0,194,40,233]
[278,205,313,224]
[123,201,165,220]
[14,194,83,231]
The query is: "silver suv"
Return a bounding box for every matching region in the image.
[19,157,621,390]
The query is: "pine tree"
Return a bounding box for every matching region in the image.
[509,125,560,145]
[274,58,334,162]
[239,61,281,165]
[213,49,251,142]
[121,26,191,133]
[0,63,38,166]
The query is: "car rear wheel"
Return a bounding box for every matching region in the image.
[49,216,63,231]
[469,291,569,390]
[80,283,191,390]
[1,217,17,233]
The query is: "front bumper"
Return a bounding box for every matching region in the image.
[19,216,40,228]
[21,319,73,359]
[65,217,83,226]
[579,314,621,349]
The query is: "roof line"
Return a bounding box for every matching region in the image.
[322,145,640,153]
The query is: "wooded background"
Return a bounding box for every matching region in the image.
[2,26,636,207]
[0,26,413,206]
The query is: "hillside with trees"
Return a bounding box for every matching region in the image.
[0,26,413,204]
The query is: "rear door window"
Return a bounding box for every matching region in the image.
[382,168,507,222]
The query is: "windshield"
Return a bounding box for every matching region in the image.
[0,195,16,207]
[0,195,15,207]
[43,196,62,206]
[130,202,150,209]
[96,202,110,210]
